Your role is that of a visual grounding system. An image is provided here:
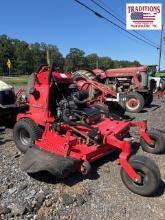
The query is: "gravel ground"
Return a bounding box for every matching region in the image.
[0,97,165,220]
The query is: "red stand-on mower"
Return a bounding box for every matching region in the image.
[13,65,165,196]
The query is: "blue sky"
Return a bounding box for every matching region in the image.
[0,0,164,69]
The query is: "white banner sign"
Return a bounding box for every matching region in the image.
[126,3,162,30]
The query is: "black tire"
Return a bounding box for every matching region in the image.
[13,118,43,153]
[144,93,153,106]
[73,75,87,82]
[140,130,165,154]
[73,76,98,100]
[93,102,125,120]
[120,155,160,196]
[73,70,96,81]
[108,101,125,117]
[92,103,110,117]
[126,92,145,113]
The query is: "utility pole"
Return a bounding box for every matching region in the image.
[46,48,51,66]
[96,60,99,69]
[158,25,164,71]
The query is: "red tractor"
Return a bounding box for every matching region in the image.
[13,64,165,196]
[73,66,156,113]
[74,76,126,118]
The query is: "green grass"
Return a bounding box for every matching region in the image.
[0,75,29,87]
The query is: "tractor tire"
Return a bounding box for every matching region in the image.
[73,75,98,100]
[73,70,96,81]
[73,75,87,82]
[13,118,43,153]
[92,103,110,117]
[140,130,165,154]
[93,103,125,120]
[120,155,160,196]
[108,101,125,117]
[144,93,153,106]
[126,92,144,113]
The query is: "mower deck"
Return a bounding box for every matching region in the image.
[34,118,153,182]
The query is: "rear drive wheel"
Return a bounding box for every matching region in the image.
[108,101,125,117]
[13,118,43,153]
[120,155,160,196]
[73,70,96,81]
[126,92,144,113]
[144,93,153,106]
[73,76,97,100]
[92,103,110,117]
[140,130,165,154]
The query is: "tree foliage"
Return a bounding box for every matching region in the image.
[65,48,86,71]
[0,34,141,75]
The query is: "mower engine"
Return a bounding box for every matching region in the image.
[54,86,102,144]
[57,88,101,123]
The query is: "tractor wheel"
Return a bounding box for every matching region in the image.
[73,70,96,81]
[73,75,86,82]
[92,103,110,117]
[13,118,43,153]
[144,93,153,106]
[93,103,125,120]
[140,130,165,154]
[126,92,144,113]
[73,75,97,100]
[108,101,125,117]
[120,155,160,196]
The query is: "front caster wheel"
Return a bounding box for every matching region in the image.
[140,130,165,154]
[120,155,160,196]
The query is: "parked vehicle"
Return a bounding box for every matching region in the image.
[0,80,27,119]
[147,65,165,93]
[73,66,156,113]
[13,64,165,196]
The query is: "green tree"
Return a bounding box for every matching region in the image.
[113,60,141,68]
[0,35,15,75]
[86,53,99,69]
[99,56,114,70]
[30,43,43,72]
[132,60,141,67]
[46,44,64,70]
[0,34,141,75]
[65,48,85,71]
[13,40,32,74]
